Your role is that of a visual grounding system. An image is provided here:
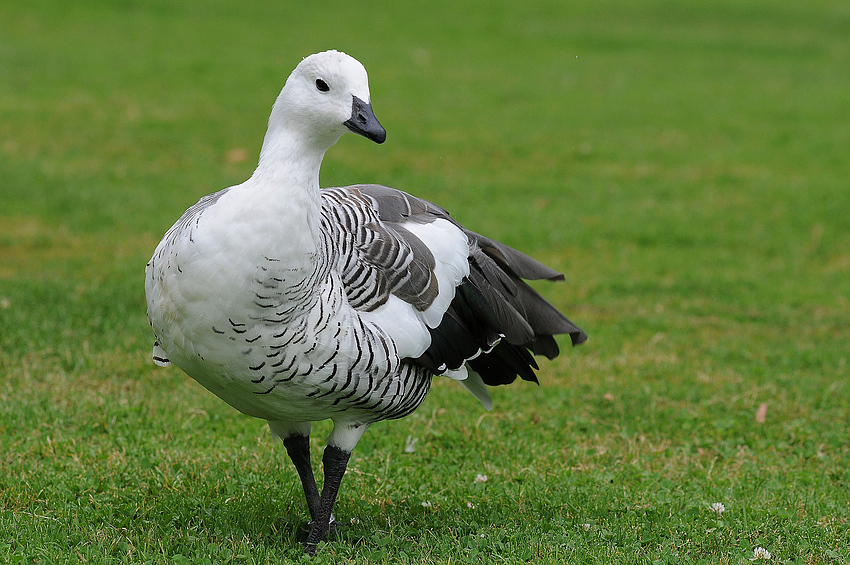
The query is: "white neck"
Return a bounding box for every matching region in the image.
[254,121,331,185]
[236,123,340,262]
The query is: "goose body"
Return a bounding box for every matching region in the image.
[145,50,586,553]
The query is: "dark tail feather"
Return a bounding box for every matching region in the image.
[468,247,587,348]
[416,236,586,386]
[469,341,539,386]
[353,183,586,385]
[467,230,565,282]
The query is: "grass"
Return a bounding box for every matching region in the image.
[1,0,848,562]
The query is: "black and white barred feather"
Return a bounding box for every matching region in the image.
[320,184,586,389]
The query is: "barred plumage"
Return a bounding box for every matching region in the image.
[144,50,585,554]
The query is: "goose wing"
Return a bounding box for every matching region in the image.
[321,184,586,388]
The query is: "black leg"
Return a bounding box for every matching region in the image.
[282,435,321,523]
[304,445,351,555]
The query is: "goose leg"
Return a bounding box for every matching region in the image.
[304,444,351,555]
[282,435,321,523]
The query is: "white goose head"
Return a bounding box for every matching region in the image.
[262,50,386,158]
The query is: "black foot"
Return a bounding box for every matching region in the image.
[283,434,321,522]
[301,516,343,539]
[303,445,352,554]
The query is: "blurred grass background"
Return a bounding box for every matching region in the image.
[1,0,848,563]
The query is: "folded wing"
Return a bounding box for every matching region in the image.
[321,183,586,391]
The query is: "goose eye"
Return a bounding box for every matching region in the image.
[315,79,330,92]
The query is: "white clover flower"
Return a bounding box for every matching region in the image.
[710,502,726,514]
[581,523,592,531]
[421,501,432,508]
[751,547,771,560]
[404,435,418,453]
[474,473,488,483]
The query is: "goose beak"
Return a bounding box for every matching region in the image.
[344,96,386,144]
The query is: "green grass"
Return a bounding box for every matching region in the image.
[1,0,849,563]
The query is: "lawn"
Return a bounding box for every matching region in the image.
[1,0,849,563]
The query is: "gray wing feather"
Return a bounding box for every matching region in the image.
[328,183,586,387]
[357,183,564,281]
[356,183,583,341]
[321,186,439,312]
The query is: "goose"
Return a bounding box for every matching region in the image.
[145,49,586,553]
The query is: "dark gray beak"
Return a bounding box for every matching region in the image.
[344,96,386,144]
